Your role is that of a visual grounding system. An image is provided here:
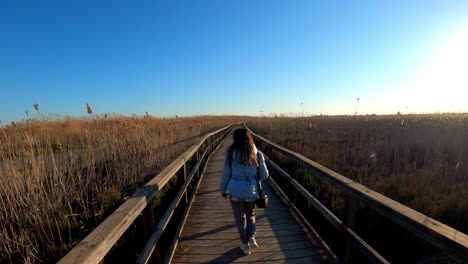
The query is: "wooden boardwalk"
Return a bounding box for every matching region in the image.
[172,133,323,263]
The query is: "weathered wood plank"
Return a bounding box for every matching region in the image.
[183,223,300,235]
[180,229,306,241]
[172,248,320,263]
[187,209,290,217]
[177,234,312,247]
[171,256,320,264]
[190,200,284,207]
[175,241,314,255]
[185,217,297,225]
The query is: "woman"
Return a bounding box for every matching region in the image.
[219,128,269,255]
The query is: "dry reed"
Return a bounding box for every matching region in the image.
[248,114,468,233]
[0,114,247,263]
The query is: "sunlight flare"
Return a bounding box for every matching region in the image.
[404,30,468,112]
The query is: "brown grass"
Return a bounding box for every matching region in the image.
[248,114,468,233]
[0,114,246,263]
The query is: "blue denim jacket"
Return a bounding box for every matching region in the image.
[219,147,269,201]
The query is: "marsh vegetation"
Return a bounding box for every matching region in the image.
[248,114,468,234]
[0,115,245,263]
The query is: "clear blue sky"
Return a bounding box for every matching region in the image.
[1,1,467,124]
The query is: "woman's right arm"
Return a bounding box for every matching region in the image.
[258,151,269,181]
[219,158,232,194]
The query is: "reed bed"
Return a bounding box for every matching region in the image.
[248,114,468,234]
[0,115,246,263]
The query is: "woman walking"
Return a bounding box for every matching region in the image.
[219,128,269,255]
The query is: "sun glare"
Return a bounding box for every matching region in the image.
[403,30,468,113]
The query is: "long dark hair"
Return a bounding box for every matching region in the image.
[226,128,258,167]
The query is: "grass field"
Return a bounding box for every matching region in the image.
[2,113,466,263]
[0,115,246,263]
[248,114,468,235]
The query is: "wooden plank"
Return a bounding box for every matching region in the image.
[185,217,297,225]
[180,229,305,240]
[189,201,284,207]
[190,200,283,206]
[58,124,234,264]
[182,224,300,233]
[183,221,300,229]
[187,209,291,217]
[172,248,320,263]
[183,222,298,230]
[250,129,468,260]
[177,234,312,247]
[175,241,314,255]
[185,214,293,221]
[183,224,300,235]
[180,229,306,241]
[171,256,320,264]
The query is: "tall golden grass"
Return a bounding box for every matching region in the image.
[0,114,246,263]
[248,114,468,233]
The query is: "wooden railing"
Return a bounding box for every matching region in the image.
[249,128,468,264]
[59,124,235,264]
[59,123,467,264]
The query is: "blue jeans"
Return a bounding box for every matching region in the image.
[230,200,256,245]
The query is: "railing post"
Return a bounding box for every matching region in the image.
[196,150,201,179]
[142,205,155,241]
[266,145,273,160]
[178,163,187,186]
[142,204,162,264]
[343,193,358,263]
[181,163,188,204]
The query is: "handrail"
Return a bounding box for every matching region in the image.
[265,155,388,263]
[59,124,235,264]
[137,131,224,264]
[249,128,468,262]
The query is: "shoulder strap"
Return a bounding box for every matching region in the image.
[256,152,263,196]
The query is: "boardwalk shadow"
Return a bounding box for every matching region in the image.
[180,223,237,240]
[196,190,220,195]
[204,247,244,263]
